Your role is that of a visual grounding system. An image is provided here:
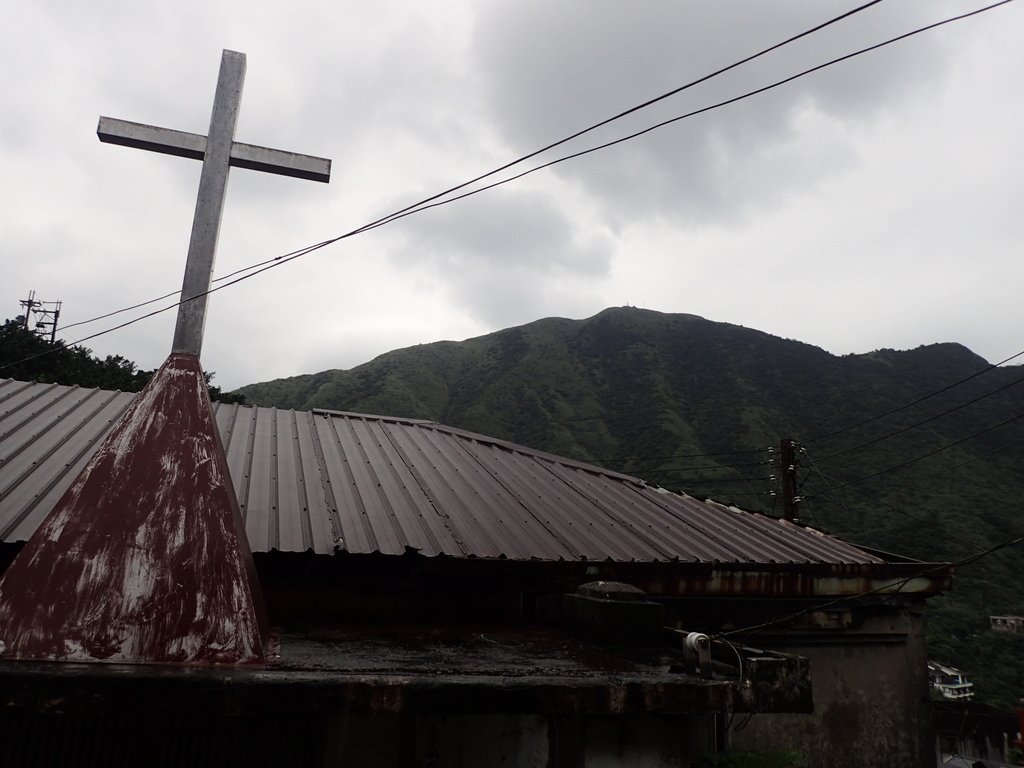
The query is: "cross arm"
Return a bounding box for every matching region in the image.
[230,143,331,183]
[97,117,331,183]
[97,117,206,162]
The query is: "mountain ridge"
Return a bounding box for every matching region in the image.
[235,306,1024,706]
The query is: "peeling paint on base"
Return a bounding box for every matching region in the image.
[0,354,268,666]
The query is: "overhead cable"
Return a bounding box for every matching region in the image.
[805,410,1024,497]
[40,0,889,340]
[807,347,1024,445]
[816,366,1024,462]
[720,532,1024,639]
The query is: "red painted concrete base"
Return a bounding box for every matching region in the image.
[0,354,268,665]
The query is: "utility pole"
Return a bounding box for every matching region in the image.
[33,300,61,343]
[780,438,801,523]
[18,291,40,329]
[17,292,62,342]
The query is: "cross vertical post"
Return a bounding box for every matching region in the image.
[173,50,245,356]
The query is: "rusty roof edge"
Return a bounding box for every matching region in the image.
[646,488,883,561]
[704,497,889,563]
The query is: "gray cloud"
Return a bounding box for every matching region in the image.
[388,188,614,325]
[471,1,951,228]
[1,0,1021,391]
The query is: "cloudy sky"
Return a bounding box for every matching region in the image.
[2,1,1021,390]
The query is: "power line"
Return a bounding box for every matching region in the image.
[801,451,982,551]
[720,532,1024,640]
[804,410,1024,498]
[815,366,1024,462]
[806,347,1024,445]
[642,473,773,485]
[56,290,182,333]
[592,447,770,463]
[370,0,1014,231]
[661,488,775,502]
[806,436,1024,501]
[595,457,771,472]
[596,350,1024,492]
[39,1,890,341]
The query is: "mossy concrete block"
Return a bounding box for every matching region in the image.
[562,582,664,648]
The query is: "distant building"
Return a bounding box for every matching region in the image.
[990,615,1024,633]
[929,662,975,701]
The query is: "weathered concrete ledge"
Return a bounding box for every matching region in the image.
[0,625,809,717]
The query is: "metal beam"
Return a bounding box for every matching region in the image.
[97,117,331,182]
[171,49,245,356]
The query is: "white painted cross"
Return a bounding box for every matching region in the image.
[98,50,331,357]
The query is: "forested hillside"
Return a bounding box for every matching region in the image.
[0,320,243,403]
[237,307,1024,706]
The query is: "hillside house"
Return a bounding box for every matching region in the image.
[0,375,951,767]
[929,662,976,701]
[990,615,1024,633]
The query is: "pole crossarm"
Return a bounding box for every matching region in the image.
[97,117,331,183]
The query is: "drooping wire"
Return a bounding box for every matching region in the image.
[600,459,770,473]
[815,367,1024,462]
[800,450,982,550]
[642,474,774,485]
[57,290,182,333]
[364,0,1015,235]
[592,447,770,463]
[42,1,892,339]
[720,532,1024,639]
[806,346,1024,446]
[804,410,1024,498]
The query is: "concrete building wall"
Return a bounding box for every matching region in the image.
[1,710,717,767]
[730,605,934,768]
[321,713,717,767]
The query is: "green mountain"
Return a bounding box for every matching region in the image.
[237,306,1024,706]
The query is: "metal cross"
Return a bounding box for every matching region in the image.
[98,50,331,357]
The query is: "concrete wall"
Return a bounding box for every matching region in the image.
[729,604,935,768]
[321,713,717,767]
[0,710,716,767]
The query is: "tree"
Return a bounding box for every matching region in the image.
[0,320,244,404]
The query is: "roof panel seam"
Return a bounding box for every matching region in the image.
[0,380,59,416]
[448,438,585,559]
[0,389,131,540]
[0,383,83,446]
[236,406,259,521]
[379,422,468,556]
[308,411,344,552]
[288,410,315,552]
[540,461,680,560]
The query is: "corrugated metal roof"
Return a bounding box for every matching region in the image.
[0,377,882,565]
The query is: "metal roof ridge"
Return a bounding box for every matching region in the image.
[310,408,647,486]
[310,407,437,425]
[2,382,680,492]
